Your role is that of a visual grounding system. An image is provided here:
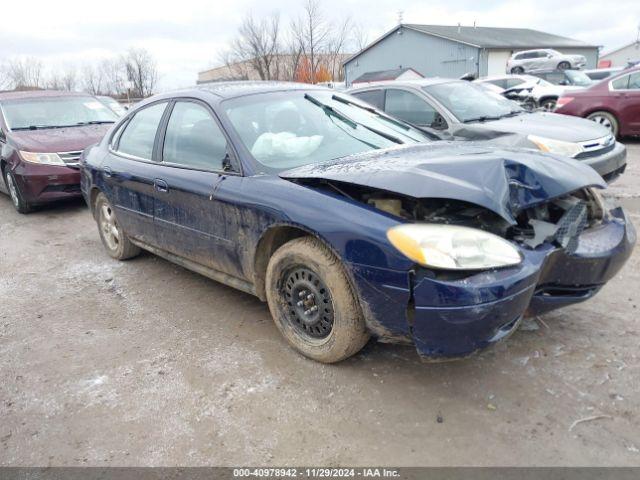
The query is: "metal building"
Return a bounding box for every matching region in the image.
[343,24,599,85]
[600,41,640,67]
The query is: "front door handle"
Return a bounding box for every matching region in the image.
[154,179,169,193]
[103,166,112,178]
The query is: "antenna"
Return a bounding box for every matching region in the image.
[458,22,461,33]
[397,10,404,25]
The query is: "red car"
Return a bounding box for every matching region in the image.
[0,90,117,213]
[555,67,640,138]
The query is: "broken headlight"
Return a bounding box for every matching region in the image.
[387,224,522,270]
[527,135,583,158]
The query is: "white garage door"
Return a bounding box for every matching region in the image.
[487,50,512,76]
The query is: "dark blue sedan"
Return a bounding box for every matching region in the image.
[80,82,635,363]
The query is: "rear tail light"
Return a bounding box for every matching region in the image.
[555,97,574,109]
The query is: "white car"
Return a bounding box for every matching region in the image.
[476,74,585,111]
[506,49,586,74]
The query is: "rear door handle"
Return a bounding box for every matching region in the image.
[154,179,169,193]
[103,166,112,178]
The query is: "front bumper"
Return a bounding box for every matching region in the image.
[579,141,627,183]
[12,161,81,204]
[350,207,635,361]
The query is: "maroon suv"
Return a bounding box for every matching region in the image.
[555,67,640,138]
[0,90,117,213]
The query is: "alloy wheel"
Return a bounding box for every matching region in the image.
[590,115,613,131]
[99,203,121,251]
[5,171,20,208]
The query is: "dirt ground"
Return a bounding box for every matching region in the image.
[1,142,639,467]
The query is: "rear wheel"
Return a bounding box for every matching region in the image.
[510,66,524,74]
[557,61,571,70]
[265,237,370,363]
[95,192,140,260]
[4,169,31,214]
[587,111,619,137]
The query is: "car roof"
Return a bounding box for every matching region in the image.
[477,74,532,82]
[0,89,92,101]
[348,77,456,89]
[191,81,325,99]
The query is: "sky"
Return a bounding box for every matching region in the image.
[1,0,639,90]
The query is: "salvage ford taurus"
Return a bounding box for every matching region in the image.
[80,82,635,363]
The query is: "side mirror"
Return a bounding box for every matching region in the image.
[559,80,568,86]
[0,129,6,143]
[222,153,234,173]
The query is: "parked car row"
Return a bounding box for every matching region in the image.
[348,78,626,181]
[0,81,635,364]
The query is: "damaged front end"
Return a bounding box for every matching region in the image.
[281,144,636,360]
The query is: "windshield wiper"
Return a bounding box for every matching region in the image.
[75,120,116,125]
[305,94,403,145]
[331,95,411,131]
[12,125,65,131]
[463,115,502,123]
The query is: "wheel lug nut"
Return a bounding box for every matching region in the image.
[297,301,304,307]
[304,309,311,315]
[298,290,306,299]
[310,305,318,313]
[306,294,314,301]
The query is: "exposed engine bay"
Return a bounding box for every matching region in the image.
[304,179,606,252]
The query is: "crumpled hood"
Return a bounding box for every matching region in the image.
[280,143,606,224]
[9,124,112,153]
[467,111,610,143]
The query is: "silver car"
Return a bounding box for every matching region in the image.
[506,49,586,74]
[347,78,626,182]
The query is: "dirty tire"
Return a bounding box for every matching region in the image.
[265,236,370,363]
[587,111,619,138]
[511,66,524,74]
[4,169,32,214]
[557,61,571,70]
[95,192,140,260]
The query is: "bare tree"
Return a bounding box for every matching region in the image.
[122,48,158,98]
[2,57,44,90]
[100,58,127,96]
[326,17,351,81]
[351,23,370,51]
[82,64,105,95]
[48,64,77,91]
[291,0,333,83]
[229,13,282,80]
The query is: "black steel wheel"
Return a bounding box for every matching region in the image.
[282,266,334,339]
[265,236,370,363]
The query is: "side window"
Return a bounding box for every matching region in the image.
[351,90,384,110]
[385,89,437,126]
[611,75,630,90]
[162,101,228,171]
[627,73,640,90]
[487,79,508,89]
[505,78,526,88]
[117,102,166,159]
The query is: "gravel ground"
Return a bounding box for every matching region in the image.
[0,141,639,467]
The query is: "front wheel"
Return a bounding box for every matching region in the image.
[265,237,370,363]
[511,66,524,74]
[587,111,619,137]
[4,169,31,214]
[557,61,571,70]
[95,192,140,260]
[540,98,557,111]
